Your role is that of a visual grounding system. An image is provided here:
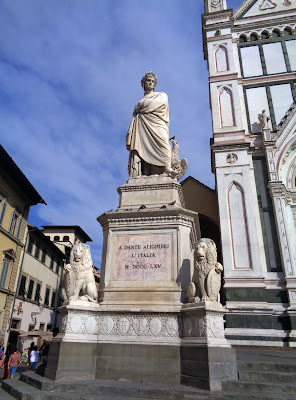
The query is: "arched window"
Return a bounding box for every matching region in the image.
[272,29,281,38]
[261,31,269,40]
[53,235,60,241]
[250,33,258,42]
[215,46,229,72]
[63,235,70,242]
[219,87,235,128]
[239,34,247,43]
[284,27,293,36]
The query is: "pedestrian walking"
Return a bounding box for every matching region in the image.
[7,346,20,379]
[29,345,38,371]
[2,344,13,380]
[0,342,4,368]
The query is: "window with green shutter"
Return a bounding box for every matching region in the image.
[51,291,56,308]
[18,275,27,297]
[0,202,7,226]
[27,279,34,300]
[34,282,41,302]
[0,260,9,288]
[45,287,50,306]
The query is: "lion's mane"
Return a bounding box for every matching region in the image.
[195,238,217,272]
[70,242,93,273]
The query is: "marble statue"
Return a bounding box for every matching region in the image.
[258,109,270,130]
[63,242,98,303]
[187,238,223,303]
[170,137,188,180]
[126,72,178,178]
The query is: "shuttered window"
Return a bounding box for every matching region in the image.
[0,260,9,288]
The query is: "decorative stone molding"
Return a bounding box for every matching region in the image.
[182,312,224,339]
[293,209,296,231]
[60,308,181,339]
[273,197,293,275]
[118,182,181,193]
[181,302,229,346]
[211,142,250,153]
[275,103,296,137]
[268,182,286,198]
[259,0,277,11]
[99,214,195,230]
[203,10,232,22]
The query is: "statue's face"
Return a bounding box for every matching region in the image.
[73,246,83,261]
[144,76,156,92]
[196,241,207,261]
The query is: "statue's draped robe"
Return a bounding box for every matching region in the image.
[126,91,171,177]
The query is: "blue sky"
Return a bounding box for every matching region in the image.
[0,0,243,267]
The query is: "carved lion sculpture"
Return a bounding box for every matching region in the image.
[63,242,98,303]
[187,238,223,303]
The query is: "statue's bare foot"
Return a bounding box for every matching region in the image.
[165,167,178,178]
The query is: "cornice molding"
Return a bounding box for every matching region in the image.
[211,142,251,152]
[203,10,233,22]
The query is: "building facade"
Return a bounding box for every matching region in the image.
[41,225,92,260]
[202,0,296,345]
[12,226,65,349]
[0,146,45,345]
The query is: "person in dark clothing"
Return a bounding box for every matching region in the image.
[2,344,13,380]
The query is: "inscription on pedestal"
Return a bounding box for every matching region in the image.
[115,234,172,281]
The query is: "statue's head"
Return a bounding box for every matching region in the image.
[195,238,217,265]
[73,243,84,261]
[70,242,92,267]
[141,71,157,92]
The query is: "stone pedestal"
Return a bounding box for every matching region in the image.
[97,175,200,310]
[180,301,237,391]
[45,175,237,390]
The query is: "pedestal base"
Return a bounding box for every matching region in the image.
[180,302,238,391]
[96,342,180,384]
[46,302,237,390]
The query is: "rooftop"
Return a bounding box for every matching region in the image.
[0,145,46,206]
[41,225,92,242]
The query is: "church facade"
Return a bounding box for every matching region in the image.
[202,0,296,346]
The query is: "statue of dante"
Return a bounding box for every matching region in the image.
[126,72,177,177]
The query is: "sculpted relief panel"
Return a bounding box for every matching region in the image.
[115,234,172,281]
[62,310,181,339]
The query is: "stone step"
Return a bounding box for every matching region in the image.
[51,379,211,400]
[0,387,16,400]
[1,376,44,400]
[40,389,296,400]
[221,392,294,400]
[222,380,296,395]
[237,361,296,373]
[238,369,296,383]
[20,371,54,391]
[3,377,295,400]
